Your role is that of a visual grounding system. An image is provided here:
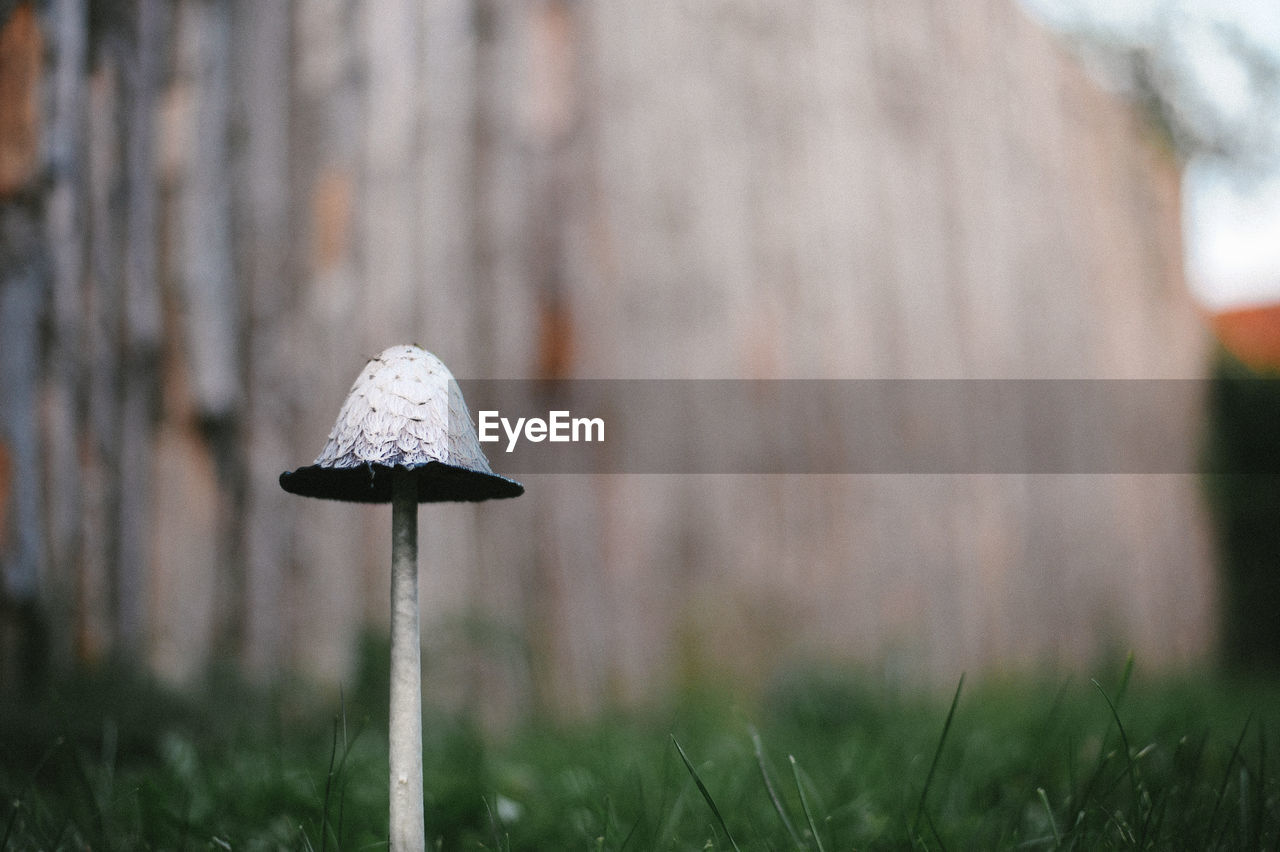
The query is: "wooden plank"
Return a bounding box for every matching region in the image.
[174,0,238,419]
[0,211,44,606]
[417,0,479,366]
[78,52,124,665]
[233,0,294,678]
[289,0,376,682]
[116,0,167,658]
[38,0,88,673]
[359,0,419,348]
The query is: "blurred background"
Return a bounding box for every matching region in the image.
[1,0,1278,725]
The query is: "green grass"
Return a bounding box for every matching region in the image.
[3,656,1279,850]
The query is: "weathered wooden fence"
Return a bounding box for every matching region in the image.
[0,0,1211,717]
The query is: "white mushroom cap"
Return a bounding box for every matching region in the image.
[314,344,492,471]
[280,345,523,503]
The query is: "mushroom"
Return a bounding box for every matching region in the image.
[280,344,522,850]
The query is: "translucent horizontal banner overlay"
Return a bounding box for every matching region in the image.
[453,379,1280,474]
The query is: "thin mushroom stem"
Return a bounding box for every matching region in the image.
[389,467,425,850]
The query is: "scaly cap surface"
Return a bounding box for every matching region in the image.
[279,345,523,503]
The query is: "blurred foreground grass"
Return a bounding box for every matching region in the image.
[2,652,1278,850]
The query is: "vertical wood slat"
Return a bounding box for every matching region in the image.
[0,217,43,602]
[115,0,166,658]
[79,42,124,664]
[0,6,45,646]
[233,0,294,677]
[174,0,237,421]
[359,0,418,349]
[289,0,370,682]
[39,0,88,673]
[171,0,244,664]
[0,208,44,690]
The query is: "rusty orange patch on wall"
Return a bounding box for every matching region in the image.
[0,4,41,196]
[312,168,353,273]
[536,296,575,379]
[1213,302,1280,372]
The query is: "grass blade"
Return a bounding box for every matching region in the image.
[922,806,950,852]
[751,727,804,848]
[913,673,965,837]
[671,735,742,852]
[320,713,339,852]
[1254,724,1267,850]
[790,754,827,852]
[1114,652,1135,711]
[1208,715,1251,850]
[1037,787,1061,848]
[1091,677,1141,833]
[482,795,510,852]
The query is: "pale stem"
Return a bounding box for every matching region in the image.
[389,468,425,850]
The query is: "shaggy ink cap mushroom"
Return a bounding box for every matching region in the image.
[280,344,522,850]
[279,344,523,503]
